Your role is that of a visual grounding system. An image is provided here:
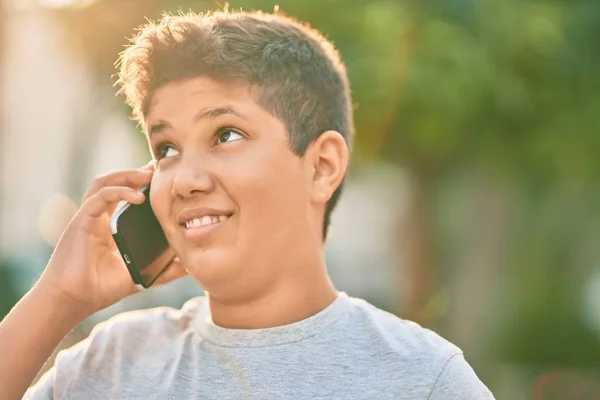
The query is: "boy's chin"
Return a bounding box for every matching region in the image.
[183,251,239,286]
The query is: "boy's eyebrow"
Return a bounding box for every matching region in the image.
[148,106,246,138]
[148,122,167,137]
[194,106,245,123]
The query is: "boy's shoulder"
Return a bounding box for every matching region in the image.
[61,297,206,365]
[89,296,205,343]
[343,295,461,360]
[338,296,493,398]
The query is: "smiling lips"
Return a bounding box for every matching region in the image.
[177,205,234,235]
[180,214,232,241]
[185,215,230,228]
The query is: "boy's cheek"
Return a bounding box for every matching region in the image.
[149,179,173,224]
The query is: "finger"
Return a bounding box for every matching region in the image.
[153,258,188,286]
[82,186,145,218]
[82,168,153,204]
[82,168,152,204]
[141,160,156,171]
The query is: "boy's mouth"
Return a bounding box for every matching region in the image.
[177,207,235,240]
[179,213,233,242]
[183,214,231,229]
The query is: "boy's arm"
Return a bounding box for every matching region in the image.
[0,284,86,400]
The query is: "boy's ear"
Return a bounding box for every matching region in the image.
[306,130,348,204]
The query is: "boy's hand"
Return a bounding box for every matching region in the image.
[37,163,187,318]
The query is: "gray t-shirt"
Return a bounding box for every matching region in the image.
[25,292,493,399]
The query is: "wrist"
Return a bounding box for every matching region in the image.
[32,280,93,325]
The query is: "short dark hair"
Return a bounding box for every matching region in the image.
[116,10,354,239]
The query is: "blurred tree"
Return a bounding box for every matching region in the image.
[0,259,20,320]
[370,0,600,367]
[376,0,600,366]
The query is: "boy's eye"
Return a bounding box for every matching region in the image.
[217,129,244,145]
[156,144,179,160]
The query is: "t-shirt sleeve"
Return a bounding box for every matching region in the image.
[23,367,54,399]
[427,352,495,400]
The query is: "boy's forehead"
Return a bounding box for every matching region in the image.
[149,77,248,107]
[145,79,251,118]
[145,77,281,124]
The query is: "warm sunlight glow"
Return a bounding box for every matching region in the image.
[38,193,78,246]
[38,0,95,9]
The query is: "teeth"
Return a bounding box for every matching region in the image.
[186,218,201,228]
[185,215,229,229]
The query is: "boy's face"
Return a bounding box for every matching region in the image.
[145,77,320,294]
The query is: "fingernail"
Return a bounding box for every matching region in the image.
[140,160,155,169]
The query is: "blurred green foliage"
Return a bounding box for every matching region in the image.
[55,0,600,371]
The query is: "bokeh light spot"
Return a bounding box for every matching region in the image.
[38,193,78,246]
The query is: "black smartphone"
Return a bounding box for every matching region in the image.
[110,185,175,288]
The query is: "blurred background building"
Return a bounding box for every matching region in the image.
[2,0,600,398]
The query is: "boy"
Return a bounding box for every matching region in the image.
[0,10,493,399]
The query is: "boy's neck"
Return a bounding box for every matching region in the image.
[206,267,338,330]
